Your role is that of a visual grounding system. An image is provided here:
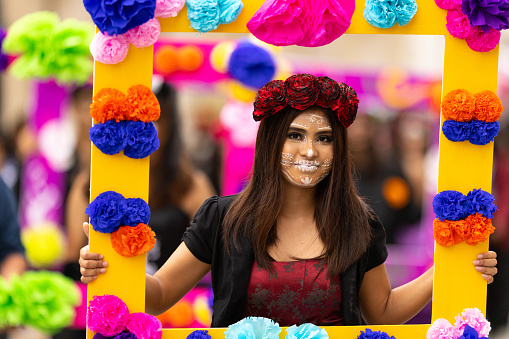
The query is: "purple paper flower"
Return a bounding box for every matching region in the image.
[0,28,8,71]
[458,325,488,339]
[124,121,160,159]
[228,41,276,89]
[466,188,497,218]
[94,332,137,339]
[469,120,499,145]
[83,0,157,35]
[433,190,471,221]
[461,0,509,33]
[89,120,128,155]
[187,330,211,339]
[442,120,472,142]
[86,191,127,233]
[87,295,130,337]
[358,328,396,339]
[124,198,151,226]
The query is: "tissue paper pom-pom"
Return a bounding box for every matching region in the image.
[441,89,476,122]
[124,18,161,48]
[466,188,498,218]
[88,295,130,337]
[433,190,470,221]
[225,317,282,339]
[434,0,461,9]
[218,0,244,24]
[0,277,24,328]
[253,80,286,121]
[469,120,500,145]
[127,312,162,339]
[126,85,161,122]
[86,191,127,233]
[454,308,491,338]
[177,45,205,71]
[90,32,130,65]
[124,121,160,159]
[228,41,276,89]
[465,26,501,52]
[90,88,131,123]
[395,0,417,26]
[155,0,186,18]
[22,223,65,268]
[124,198,151,226]
[357,328,396,339]
[0,29,8,71]
[89,120,128,155]
[433,219,455,247]
[427,318,457,339]
[94,333,138,339]
[286,323,329,339]
[474,90,503,122]
[364,0,397,29]
[83,0,156,35]
[462,0,509,33]
[459,325,488,339]
[187,0,220,33]
[442,120,472,142]
[187,330,211,339]
[465,214,495,245]
[111,223,156,257]
[446,7,472,39]
[154,45,179,74]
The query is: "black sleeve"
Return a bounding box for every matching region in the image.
[365,215,388,272]
[182,196,220,265]
[0,178,24,263]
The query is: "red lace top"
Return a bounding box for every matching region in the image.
[243,259,343,326]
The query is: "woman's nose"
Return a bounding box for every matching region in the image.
[300,140,316,157]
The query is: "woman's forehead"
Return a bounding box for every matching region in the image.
[290,110,332,130]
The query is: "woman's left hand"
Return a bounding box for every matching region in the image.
[474,251,497,284]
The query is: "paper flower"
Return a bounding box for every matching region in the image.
[395,0,418,26]
[253,80,287,121]
[466,214,495,245]
[286,323,329,339]
[126,85,161,122]
[364,0,398,28]
[461,0,509,33]
[86,191,128,233]
[465,26,501,52]
[89,120,128,155]
[469,120,500,145]
[219,0,244,24]
[187,330,212,339]
[124,198,151,226]
[187,0,221,33]
[155,0,186,18]
[124,121,160,159]
[357,328,396,339]
[88,295,130,337]
[474,90,503,122]
[0,28,8,71]
[94,333,138,339]
[433,218,467,247]
[458,325,488,339]
[225,317,282,339]
[441,89,476,121]
[83,0,156,35]
[126,312,163,339]
[0,277,23,328]
[124,18,161,48]
[466,188,497,218]
[90,88,130,123]
[284,73,319,110]
[228,41,276,89]
[111,223,156,257]
[454,308,491,338]
[442,120,472,142]
[432,190,471,221]
[434,0,462,9]
[427,318,459,339]
[446,6,472,38]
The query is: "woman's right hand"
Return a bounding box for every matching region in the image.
[78,222,108,284]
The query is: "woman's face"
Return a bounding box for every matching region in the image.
[280,109,334,188]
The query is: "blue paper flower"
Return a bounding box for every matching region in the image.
[124,121,160,159]
[466,188,498,218]
[218,0,244,24]
[187,330,212,339]
[442,120,472,142]
[0,28,8,71]
[469,120,500,145]
[94,332,137,339]
[228,41,276,89]
[395,0,417,25]
[433,190,471,221]
[124,198,151,226]
[89,120,128,155]
[458,324,488,339]
[86,191,127,233]
[357,328,396,339]
[83,0,156,35]
[462,0,509,33]
[286,323,328,339]
[187,0,220,33]
[364,0,398,28]
[225,317,282,339]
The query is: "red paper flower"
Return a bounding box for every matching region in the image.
[253,79,286,121]
[474,90,503,122]
[315,76,341,108]
[284,74,319,110]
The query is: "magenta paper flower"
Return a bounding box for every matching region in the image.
[87,295,130,337]
[126,312,162,339]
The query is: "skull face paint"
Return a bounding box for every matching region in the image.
[280,109,334,188]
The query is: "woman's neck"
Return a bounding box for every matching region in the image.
[279,182,316,219]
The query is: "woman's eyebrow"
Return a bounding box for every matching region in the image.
[288,126,308,133]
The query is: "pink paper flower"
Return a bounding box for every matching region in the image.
[465,26,501,52]
[126,312,162,339]
[87,295,130,337]
[434,0,461,9]
[155,0,185,18]
[90,32,129,64]
[124,18,161,48]
[446,7,471,39]
[427,318,458,339]
[454,308,491,338]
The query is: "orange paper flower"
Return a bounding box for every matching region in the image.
[466,213,495,245]
[111,223,156,257]
[474,90,503,122]
[90,88,131,123]
[441,89,476,122]
[433,219,455,247]
[126,85,161,123]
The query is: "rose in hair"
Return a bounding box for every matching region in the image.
[253,80,286,121]
[284,74,319,110]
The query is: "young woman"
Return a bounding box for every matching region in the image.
[79,74,497,327]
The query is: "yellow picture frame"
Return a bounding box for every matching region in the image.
[87,1,498,338]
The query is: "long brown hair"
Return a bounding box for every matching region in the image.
[223,105,374,277]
